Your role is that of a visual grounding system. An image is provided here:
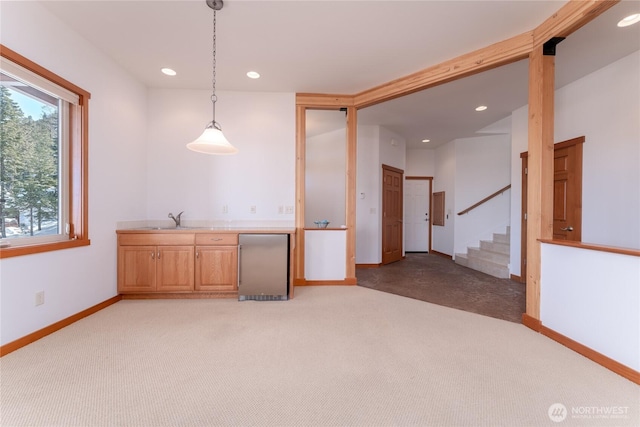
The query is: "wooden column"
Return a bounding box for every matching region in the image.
[524,46,555,327]
[294,104,306,284]
[345,106,357,282]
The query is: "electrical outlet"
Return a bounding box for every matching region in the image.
[35,291,45,306]
[285,206,294,214]
[278,205,284,215]
[250,205,257,214]
[222,205,228,214]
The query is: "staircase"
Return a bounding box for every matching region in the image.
[455,227,510,279]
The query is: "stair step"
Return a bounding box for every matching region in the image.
[458,256,510,279]
[493,232,510,244]
[467,247,510,265]
[455,253,469,267]
[480,240,509,255]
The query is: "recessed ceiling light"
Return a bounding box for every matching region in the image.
[475,105,488,112]
[422,139,431,143]
[161,68,177,76]
[247,71,260,79]
[618,13,640,27]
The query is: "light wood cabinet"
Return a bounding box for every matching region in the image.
[195,234,238,292]
[117,232,241,296]
[118,234,195,294]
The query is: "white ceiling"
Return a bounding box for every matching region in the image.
[41,0,640,148]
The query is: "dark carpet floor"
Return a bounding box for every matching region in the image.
[356,252,526,323]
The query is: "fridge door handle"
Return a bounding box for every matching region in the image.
[237,244,241,287]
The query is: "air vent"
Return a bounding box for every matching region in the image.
[238,294,288,302]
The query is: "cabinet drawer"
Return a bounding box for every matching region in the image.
[195,233,238,245]
[119,233,195,246]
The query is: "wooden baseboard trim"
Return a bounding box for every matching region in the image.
[510,274,524,283]
[356,263,380,269]
[431,250,452,260]
[296,278,357,286]
[0,295,122,357]
[540,325,640,385]
[522,313,541,331]
[121,292,238,299]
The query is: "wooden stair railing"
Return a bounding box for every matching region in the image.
[457,184,511,215]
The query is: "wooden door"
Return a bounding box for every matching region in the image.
[156,246,195,292]
[521,136,583,280]
[195,246,238,292]
[382,165,403,264]
[553,141,582,240]
[405,178,432,252]
[118,245,156,292]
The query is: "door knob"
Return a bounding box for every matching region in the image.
[560,226,574,231]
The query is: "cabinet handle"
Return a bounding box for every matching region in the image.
[157,251,161,259]
[196,251,199,259]
[151,251,155,259]
[210,238,223,241]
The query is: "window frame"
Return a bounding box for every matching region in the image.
[0,45,90,258]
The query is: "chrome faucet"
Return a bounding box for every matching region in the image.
[168,211,184,228]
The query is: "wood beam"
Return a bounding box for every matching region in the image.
[534,0,619,45]
[525,47,555,320]
[354,31,533,109]
[296,93,355,108]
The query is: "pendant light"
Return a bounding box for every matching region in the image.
[187,0,238,155]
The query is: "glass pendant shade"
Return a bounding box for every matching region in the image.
[187,122,238,155]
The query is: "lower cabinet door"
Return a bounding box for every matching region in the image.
[195,246,238,292]
[118,245,157,292]
[156,245,195,292]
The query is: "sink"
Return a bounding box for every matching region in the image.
[137,226,200,230]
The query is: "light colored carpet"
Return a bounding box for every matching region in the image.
[1,286,638,426]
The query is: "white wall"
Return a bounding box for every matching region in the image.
[509,105,529,277]
[555,50,640,249]
[0,2,148,345]
[356,126,380,264]
[454,134,511,255]
[355,125,406,264]
[305,128,346,227]
[432,141,456,255]
[406,149,435,177]
[510,50,640,277]
[379,127,406,172]
[541,244,640,371]
[146,89,295,224]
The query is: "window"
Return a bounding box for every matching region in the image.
[0,45,90,258]
[432,191,445,226]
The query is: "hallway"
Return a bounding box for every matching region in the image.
[356,253,525,323]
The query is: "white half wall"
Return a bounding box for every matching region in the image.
[0,2,148,345]
[305,230,347,280]
[541,243,640,371]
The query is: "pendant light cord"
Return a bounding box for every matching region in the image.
[211,8,217,127]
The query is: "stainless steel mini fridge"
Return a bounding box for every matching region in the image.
[238,234,289,301]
